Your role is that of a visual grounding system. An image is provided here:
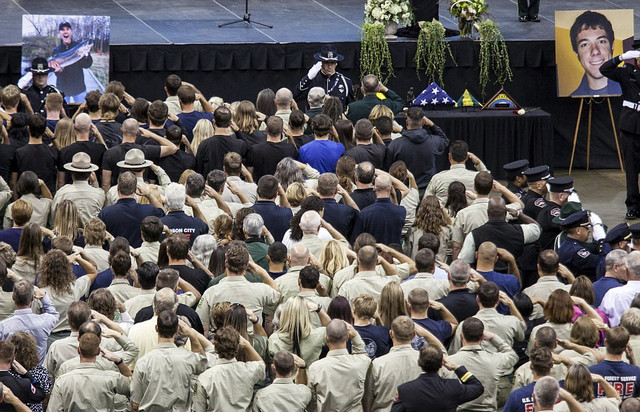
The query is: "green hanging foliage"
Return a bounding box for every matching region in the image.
[477,20,513,97]
[415,21,455,86]
[360,23,394,83]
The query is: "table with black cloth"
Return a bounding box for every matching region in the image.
[417,108,553,180]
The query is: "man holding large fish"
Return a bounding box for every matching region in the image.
[49,21,93,103]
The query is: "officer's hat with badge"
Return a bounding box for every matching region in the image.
[503,159,529,180]
[314,45,344,62]
[523,165,551,183]
[28,57,53,74]
[559,210,590,230]
[603,223,631,246]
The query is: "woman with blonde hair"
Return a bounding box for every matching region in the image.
[410,195,452,261]
[53,200,85,247]
[558,364,620,411]
[268,296,330,367]
[37,249,97,340]
[368,104,394,122]
[190,119,214,155]
[557,317,601,366]
[13,222,46,283]
[285,182,307,214]
[233,100,266,146]
[319,239,349,279]
[52,117,75,150]
[378,281,410,327]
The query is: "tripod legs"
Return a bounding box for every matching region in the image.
[218,0,273,29]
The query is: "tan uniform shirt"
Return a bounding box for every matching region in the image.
[276,266,332,303]
[131,343,208,411]
[196,275,280,332]
[0,177,11,212]
[297,290,332,328]
[512,361,568,390]
[37,276,92,333]
[451,197,521,245]
[338,270,398,304]
[82,245,111,272]
[0,291,15,321]
[51,180,105,224]
[331,262,410,297]
[124,290,197,319]
[364,344,421,412]
[184,197,226,234]
[523,276,572,320]
[553,397,619,412]
[527,322,572,355]
[192,358,265,411]
[47,363,130,411]
[135,241,160,264]
[4,193,51,229]
[400,272,450,300]
[426,163,487,206]
[107,278,142,304]
[629,335,640,364]
[127,317,192,370]
[221,176,257,204]
[409,226,451,262]
[252,377,312,412]
[307,334,371,412]
[448,308,525,357]
[268,327,326,368]
[446,336,518,411]
[164,96,203,117]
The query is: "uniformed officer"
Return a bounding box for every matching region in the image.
[21,57,67,116]
[550,201,583,250]
[596,223,632,277]
[537,177,574,251]
[557,210,609,282]
[252,350,312,412]
[293,44,354,108]
[600,42,640,219]
[521,165,551,219]
[630,223,640,252]
[502,159,529,199]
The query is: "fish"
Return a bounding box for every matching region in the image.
[49,40,93,69]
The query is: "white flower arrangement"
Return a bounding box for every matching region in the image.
[364,0,413,26]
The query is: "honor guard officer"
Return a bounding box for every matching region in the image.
[629,223,640,252]
[557,210,609,282]
[537,177,574,251]
[596,223,632,278]
[21,57,68,117]
[600,41,640,219]
[521,165,551,219]
[503,159,529,199]
[294,44,354,108]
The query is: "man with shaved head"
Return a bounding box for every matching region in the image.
[474,241,522,310]
[307,319,370,411]
[338,245,398,304]
[351,173,406,245]
[272,87,294,126]
[276,243,332,302]
[459,197,540,270]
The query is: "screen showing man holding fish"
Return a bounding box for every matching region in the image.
[49,21,93,103]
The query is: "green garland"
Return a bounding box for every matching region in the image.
[477,20,513,96]
[360,23,394,83]
[415,21,455,86]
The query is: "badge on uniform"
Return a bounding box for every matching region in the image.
[534,198,546,207]
[577,249,591,258]
[550,208,560,217]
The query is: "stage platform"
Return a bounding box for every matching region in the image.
[1,0,639,170]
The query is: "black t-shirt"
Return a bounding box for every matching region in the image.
[195,135,248,177]
[96,121,123,148]
[134,303,204,334]
[57,141,107,185]
[167,264,210,296]
[102,143,161,186]
[350,188,377,210]
[236,130,267,147]
[12,143,59,193]
[353,324,392,359]
[294,134,314,148]
[344,143,387,169]
[157,150,196,182]
[247,141,297,181]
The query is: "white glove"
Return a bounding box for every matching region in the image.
[620,50,640,60]
[17,72,33,89]
[307,61,322,80]
[567,191,581,204]
[589,212,605,241]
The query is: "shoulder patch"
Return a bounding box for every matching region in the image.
[577,248,591,258]
[534,198,546,208]
[550,207,561,217]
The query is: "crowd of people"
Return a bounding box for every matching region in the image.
[0,46,639,411]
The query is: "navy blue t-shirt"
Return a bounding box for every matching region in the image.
[411,317,452,348]
[589,360,640,400]
[478,270,521,315]
[0,228,22,252]
[593,277,625,308]
[503,382,535,412]
[177,111,213,142]
[354,324,391,360]
[161,211,208,245]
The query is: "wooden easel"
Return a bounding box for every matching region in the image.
[569,97,624,174]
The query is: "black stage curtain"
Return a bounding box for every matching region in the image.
[0,41,624,170]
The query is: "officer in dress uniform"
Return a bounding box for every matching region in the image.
[521,165,550,219]
[502,159,529,199]
[294,44,354,108]
[596,223,632,277]
[629,223,640,252]
[557,210,609,282]
[537,177,574,251]
[21,57,67,116]
[600,41,640,219]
